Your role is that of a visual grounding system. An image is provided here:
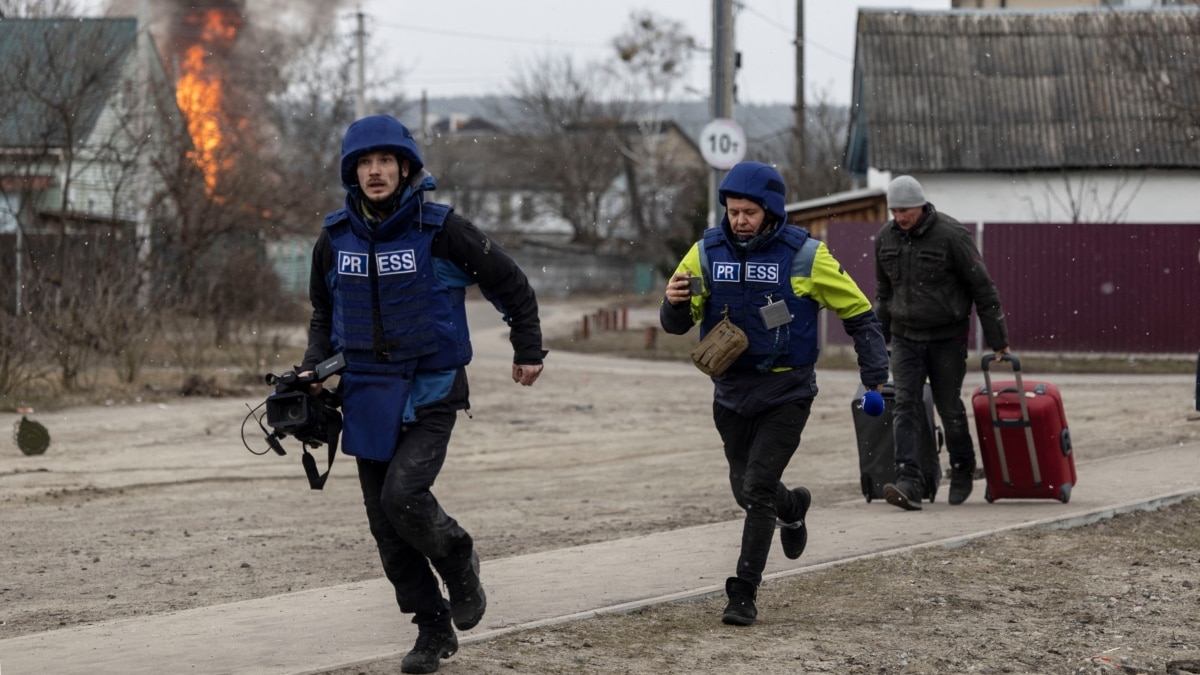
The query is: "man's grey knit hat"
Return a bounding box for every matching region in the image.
[887,175,926,209]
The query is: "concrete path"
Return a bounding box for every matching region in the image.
[3,442,1198,675]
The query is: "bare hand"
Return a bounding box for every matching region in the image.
[993,347,1012,362]
[665,271,696,306]
[512,363,543,386]
[298,370,323,395]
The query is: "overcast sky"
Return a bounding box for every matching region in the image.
[359,0,951,106]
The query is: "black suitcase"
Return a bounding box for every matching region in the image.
[853,383,943,503]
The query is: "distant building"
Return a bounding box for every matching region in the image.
[0,17,187,312]
[845,6,1200,224]
[0,18,182,232]
[952,0,1186,8]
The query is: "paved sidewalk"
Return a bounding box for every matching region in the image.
[2,443,1198,675]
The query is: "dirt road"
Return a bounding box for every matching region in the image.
[2,297,1198,674]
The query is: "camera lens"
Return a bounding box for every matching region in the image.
[285,403,303,421]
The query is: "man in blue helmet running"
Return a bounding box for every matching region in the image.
[660,161,888,626]
[299,114,546,673]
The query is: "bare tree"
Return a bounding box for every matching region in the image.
[607,11,707,265]
[242,17,364,234]
[1018,170,1146,225]
[0,17,160,390]
[758,87,853,202]
[498,54,628,248]
[0,0,81,18]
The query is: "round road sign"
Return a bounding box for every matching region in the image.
[698,118,747,170]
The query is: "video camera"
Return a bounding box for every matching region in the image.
[263,353,346,455]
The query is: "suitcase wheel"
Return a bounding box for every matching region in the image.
[1059,483,1072,504]
[1060,428,1072,457]
[984,485,995,503]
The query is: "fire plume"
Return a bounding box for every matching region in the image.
[174,8,242,193]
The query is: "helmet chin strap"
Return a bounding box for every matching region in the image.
[734,217,780,247]
[361,187,403,221]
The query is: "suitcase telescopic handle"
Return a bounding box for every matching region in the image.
[979,351,1042,487]
[981,352,1020,372]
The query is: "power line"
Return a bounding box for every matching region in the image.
[736,2,851,63]
[369,17,614,52]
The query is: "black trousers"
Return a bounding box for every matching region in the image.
[713,398,812,586]
[891,335,976,476]
[356,403,470,630]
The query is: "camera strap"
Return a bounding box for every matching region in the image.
[300,412,343,490]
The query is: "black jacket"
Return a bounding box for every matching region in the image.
[874,205,1008,350]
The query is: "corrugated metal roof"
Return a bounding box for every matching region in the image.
[0,18,137,149]
[845,8,1200,175]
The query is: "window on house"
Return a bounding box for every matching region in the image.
[520,194,534,222]
[499,194,513,223]
[1104,0,1185,6]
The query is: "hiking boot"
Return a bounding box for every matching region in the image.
[883,473,924,511]
[400,628,458,674]
[443,549,487,631]
[721,577,758,626]
[779,486,811,560]
[948,467,975,505]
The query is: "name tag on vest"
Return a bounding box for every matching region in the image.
[336,250,418,277]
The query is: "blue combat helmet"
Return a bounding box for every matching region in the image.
[718,161,787,222]
[339,114,424,189]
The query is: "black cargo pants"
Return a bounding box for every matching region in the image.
[356,401,473,630]
[891,335,976,478]
[713,398,812,586]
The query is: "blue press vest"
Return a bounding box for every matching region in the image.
[699,225,821,372]
[323,201,472,374]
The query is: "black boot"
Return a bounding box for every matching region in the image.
[948,462,975,505]
[883,470,924,511]
[779,486,811,560]
[721,577,758,626]
[441,548,486,631]
[400,627,458,674]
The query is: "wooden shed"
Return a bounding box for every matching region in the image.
[785,187,887,240]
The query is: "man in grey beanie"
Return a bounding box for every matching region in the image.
[874,175,1010,510]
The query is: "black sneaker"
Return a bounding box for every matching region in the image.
[400,628,458,674]
[720,577,758,626]
[444,549,486,631]
[948,468,975,505]
[779,486,811,560]
[883,474,924,511]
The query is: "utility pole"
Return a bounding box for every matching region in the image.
[794,0,805,199]
[135,0,152,309]
[355,6,366,119]
[709,0,736,228]
[420,90,429,143]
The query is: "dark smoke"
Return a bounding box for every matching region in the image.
[105,0,352,64]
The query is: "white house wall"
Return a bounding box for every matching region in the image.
[68,69,144,222]
[869,170,1200,224]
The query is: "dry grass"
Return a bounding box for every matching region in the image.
[0,324,308,413]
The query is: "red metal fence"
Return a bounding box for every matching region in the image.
[821,221,1200,354]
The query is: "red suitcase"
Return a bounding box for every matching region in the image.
[972,354,1076,503]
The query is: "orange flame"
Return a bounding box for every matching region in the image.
[175,9,240,194]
